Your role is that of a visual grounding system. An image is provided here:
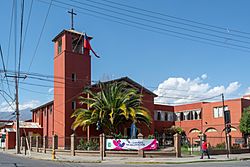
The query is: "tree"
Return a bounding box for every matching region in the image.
[163,126,184,135]
[71,81,152,135]
[239,106,250,135]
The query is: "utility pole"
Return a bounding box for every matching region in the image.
[222,93,229,158]
[6,74,26,154]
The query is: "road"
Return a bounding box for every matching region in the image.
[0,152,249,167]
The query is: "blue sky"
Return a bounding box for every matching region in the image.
[0,0,250,112]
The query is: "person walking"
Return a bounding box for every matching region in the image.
[200,140,210,159]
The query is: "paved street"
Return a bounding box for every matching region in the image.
[0,152,250,167]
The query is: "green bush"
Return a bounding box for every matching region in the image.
[211,142,225,150]
[147,135,155,139]
[77,138,99,150]
[232,144,241,150]
[113,132,123,139]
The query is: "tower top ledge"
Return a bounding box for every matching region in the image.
[52,29,93,42]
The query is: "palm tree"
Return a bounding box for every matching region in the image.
[71,81,152,135]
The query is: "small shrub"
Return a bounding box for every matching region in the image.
[77,138,99,150]
[213,142,226,150]
[232,144,241,150]
[114,132,123,139]
[148,135,155,139]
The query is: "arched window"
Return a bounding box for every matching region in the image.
[189,128,201,133]
[205,127,218,133]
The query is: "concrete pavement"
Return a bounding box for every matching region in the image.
[1,149,250,164]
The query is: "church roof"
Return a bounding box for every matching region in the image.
[30,100,53,112]
[90,77,157,97]
[52,29,93,42]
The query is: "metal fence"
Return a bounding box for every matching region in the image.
[155,134,174,149]
[182,135,248,155]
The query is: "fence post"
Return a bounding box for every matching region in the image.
[71,133,76,156]
[52,134,58,160]
[174,133,181,158]
[248,136,250,149]
[52,134,58,150]
[43,136,48,153]
[190,137,193,155]
[99,133,104,161]
[227,134,231,154]
[20,137,24,151]
[36,136,39,152]
[162,133,166,147]
[102,133,106,157]
[138,133,145,158]
[29,136,32,151]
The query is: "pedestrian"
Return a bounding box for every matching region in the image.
[200,140,210,159]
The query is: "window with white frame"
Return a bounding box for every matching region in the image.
[58,39,62,54]
[213,106,228,118]
[168,112,174,121]
[154,110,174,121]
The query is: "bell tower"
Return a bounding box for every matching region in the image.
[52,29,92,148]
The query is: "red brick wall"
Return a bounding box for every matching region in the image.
[154,104,174,134]
[6,132,16,149]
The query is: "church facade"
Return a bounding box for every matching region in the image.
[30,28,250,148]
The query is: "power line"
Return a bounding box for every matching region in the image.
[75,0,250,44]
[0,91,15,111]
[37,0,250,53]
[27,0,52,73]
[0,45,12,96]
[6,0,15,71]
[0,68,244,103]
[68,0,250,49]
[50,0,250,52]
[14,0,17,72]
[101,0,250,36]
[0,69,95,84]
[22,0,34,52]
[95,0,250,40]
[18,0,25,80]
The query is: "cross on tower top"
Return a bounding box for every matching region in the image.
[68,9,77,30]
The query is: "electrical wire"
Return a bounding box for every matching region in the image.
[37,0,250,53]
[0,45,12,97]
[72,0,250,45]
[101,0,250,36]
[27,0,53,73]
[22,0,34,51]
[50,0,250,52]
[18,0,25,81]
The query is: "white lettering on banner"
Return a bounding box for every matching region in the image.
[106,139,157,150]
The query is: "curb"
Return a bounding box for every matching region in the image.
[239,158,250,161]
[1,151,102,164]
[22,155,102,163]
[125,159,238,165]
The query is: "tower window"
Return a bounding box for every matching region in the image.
[58,39,62,54]
[72,73,77,82]
[72,101,76,110]
[72,36,84,54]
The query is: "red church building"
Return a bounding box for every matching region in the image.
[30,28,250,148]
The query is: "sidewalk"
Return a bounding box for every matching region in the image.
[1,149,250,164]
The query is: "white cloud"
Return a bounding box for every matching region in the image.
[201,74,207,80]
[154,74,241,105]
[0,100,40,112]
[245,87,250,95]
[48,88,54,93]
